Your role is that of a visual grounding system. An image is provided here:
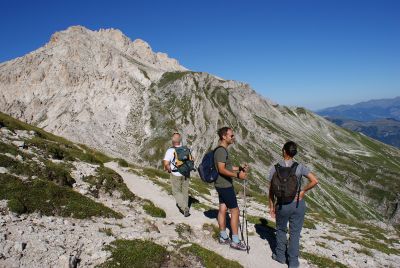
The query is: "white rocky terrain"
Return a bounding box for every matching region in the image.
[1,117,399,267]
[1,26,400,267]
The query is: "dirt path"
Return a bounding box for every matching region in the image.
[106,162,307,268]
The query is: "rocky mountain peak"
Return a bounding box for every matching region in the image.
[1,26,400,233]
[39,25,186,72]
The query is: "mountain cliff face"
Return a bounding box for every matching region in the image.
[1,26,400,228]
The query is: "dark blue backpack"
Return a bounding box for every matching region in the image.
[198,146,225,183]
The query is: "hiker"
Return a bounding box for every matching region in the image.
[163,132,194,217]
[268,141,318,268]
[214,127,249,251]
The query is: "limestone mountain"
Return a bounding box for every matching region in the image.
[1,112,399,268]
[1,25,400,232]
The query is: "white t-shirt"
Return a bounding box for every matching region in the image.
[163,146,182,177]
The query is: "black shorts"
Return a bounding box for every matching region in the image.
[216,186,238,209]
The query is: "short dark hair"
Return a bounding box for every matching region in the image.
[283,141,297,157]
[217,127,232,140]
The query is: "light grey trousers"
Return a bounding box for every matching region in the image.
[170,174,189,211]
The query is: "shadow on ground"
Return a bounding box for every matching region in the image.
[203,209,233,236]
[254,218,277,253]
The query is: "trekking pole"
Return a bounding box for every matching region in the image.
[243,180,249,253]
[240,206,244,242]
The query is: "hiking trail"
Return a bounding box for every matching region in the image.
[106,162,310,268]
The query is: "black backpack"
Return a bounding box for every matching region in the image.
[171,146,195,177]
[270,162,301,205]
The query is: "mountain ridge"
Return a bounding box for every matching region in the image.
[317,97,400,148]
[1,25,400,229]
[317,96,400,121]
[1,110,399,268]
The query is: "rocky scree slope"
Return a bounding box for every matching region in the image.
[1,112,399,268]
[0,112,252,268]
[0,26,399,233]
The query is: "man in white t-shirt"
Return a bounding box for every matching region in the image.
[163,132,190,217]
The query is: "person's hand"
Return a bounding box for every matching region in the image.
[296,190,305,200]
[242,164,250,173]
[238,171,248,180]
[269,207,276,219]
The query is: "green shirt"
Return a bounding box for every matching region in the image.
[214,146,234,188]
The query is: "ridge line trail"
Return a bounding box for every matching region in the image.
[106,162,289,268]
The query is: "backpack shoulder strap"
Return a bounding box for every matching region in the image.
[274,163,282,179]
[170,147,179,169]
[289,162,299,175]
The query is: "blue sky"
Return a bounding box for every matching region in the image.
[1,0,399,110]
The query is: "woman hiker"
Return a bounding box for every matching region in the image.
[268,141,318,267]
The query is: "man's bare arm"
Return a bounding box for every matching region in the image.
[163,160,171,173]
[217,162,247,180]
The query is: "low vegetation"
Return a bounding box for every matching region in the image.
[142,199,166,218]
[142,167,170,179]
[0,112,111,165]
[0,174,122,219]
[202,223,220,240]
[99,227,114,237]
[83,166,135,201]
[101,239,168,268]
[0,153,75,187]
[175,223,192,240]
[181,243,243,268]
[301,252,347,268]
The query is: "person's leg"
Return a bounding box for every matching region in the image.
[181,176,190,212]
[218,203,227,232]
[170,174,181,211]
[230,207,240,236]
[175,176,187,212]
[274,203,290,263]
[287,199,306,268]
[222,187,246,250]
[230,207,240,243]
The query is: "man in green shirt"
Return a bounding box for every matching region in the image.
[214,127,249,251]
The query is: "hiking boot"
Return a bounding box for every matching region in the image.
[271,253,286,264]
[230,241,248,251]
[218,236,231,245]
[176,204,184,214]
[183,208,190,217]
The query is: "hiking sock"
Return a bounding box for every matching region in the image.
[232,234,240,244]
[220,230,229,239]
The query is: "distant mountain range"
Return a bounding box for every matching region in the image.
[317,96,400,121]
[327,117,400,148]
[1,25,400,225]
[317,97,400,148]
[1,26,400,267]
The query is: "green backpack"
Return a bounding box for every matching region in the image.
[171,146,195,177]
